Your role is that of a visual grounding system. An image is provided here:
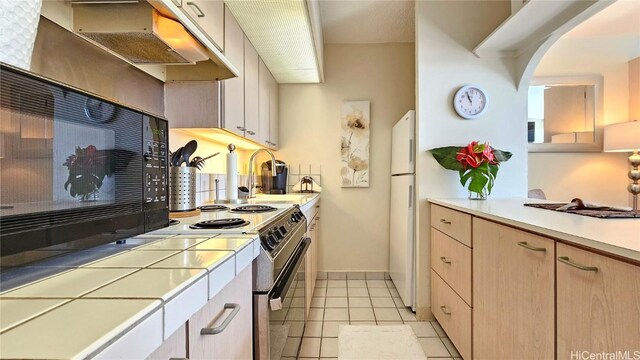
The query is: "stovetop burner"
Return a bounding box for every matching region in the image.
[198,204,230,212]
[230,205,278,213]
[169,219,180,226]
[189,218,250,230]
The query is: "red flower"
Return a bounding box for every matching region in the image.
[456,141,499,169]
[456,141,482,168]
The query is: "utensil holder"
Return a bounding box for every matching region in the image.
[169,167,196,212]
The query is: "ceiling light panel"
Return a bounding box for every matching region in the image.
[225,0,322,83]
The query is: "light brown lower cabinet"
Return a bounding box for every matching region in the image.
[189,266,253,360]
[431,270,472,360]
[473,218,555,360]
[145,266,253,360]
[147,323,187,360]
[304,201,320,318]
[556,243,640,357]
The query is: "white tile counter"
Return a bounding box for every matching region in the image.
[429,198,640,262]
[0,233,259,359]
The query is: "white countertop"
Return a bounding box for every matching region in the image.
[429,198,640,262]
[0,193,321,359]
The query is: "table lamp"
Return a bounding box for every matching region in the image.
[604,120,640,212]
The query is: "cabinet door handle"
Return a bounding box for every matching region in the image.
[247,130,256,135]
[440,305,451,316]
[558,256,598,272]
[517,241,546,252]
[186,2,205,17]
[200,303,241,335]
[440,256,451,264]
[439,219,451,225]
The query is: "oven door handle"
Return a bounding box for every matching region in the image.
[269,237,311,311]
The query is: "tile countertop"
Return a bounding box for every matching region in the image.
[429,198,640,263]
[0,194,321,359]
[0,233,258,360]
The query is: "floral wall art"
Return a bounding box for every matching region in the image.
[341,101,370,187]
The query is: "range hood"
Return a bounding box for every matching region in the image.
[73,1,208,64]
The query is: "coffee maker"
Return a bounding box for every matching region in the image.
[261,160,288,194]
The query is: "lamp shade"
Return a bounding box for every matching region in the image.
[603,120,640,152]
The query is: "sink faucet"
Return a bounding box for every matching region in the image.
[248,148,276,199]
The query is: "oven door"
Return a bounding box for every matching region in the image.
[255,237,310,360]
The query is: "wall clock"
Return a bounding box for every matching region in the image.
[84,98,117,123]
[453,85,488,119]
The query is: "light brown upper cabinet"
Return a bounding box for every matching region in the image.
[244,36,260,143]
[180,0,225,51]
[269,70,279,150]
[556,243,640,357]
[258,59,279,150]
[223,5,245,137]
[473,218,555,360]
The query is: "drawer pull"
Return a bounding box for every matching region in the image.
[517,241,546,252]
[440,256,452,264]
[439,219,452,225]
[440,305,451,316]
[558,256,598,272]
[186,2,205,17]
[201,303,241,335]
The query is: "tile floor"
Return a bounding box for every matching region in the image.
[286,273,462,359]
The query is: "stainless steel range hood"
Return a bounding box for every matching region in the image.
[73,1,208,64]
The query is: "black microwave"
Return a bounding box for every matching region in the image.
[0,64,169,268]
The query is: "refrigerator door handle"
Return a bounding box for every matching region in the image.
[409,139,413,164]
[408,185,413,208]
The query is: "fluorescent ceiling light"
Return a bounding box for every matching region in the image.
[226,0,323,84]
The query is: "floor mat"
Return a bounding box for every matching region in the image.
[338,324,427,360]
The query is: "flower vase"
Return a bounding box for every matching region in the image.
[468,189,488,200]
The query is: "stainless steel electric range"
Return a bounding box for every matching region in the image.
[155,202,310,360]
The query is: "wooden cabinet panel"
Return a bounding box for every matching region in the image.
[312,213,319,290]
[182,0,224,51]
[222,5,245,137]
[258,59,271,147]
[189,266,253,360]
[557,243,640,357]
[146,324,187,360]
[431,228,472,305]
[165,81,220,128]
[431,270,472,360]
[431,205,472,247]
[268,71,279,149]
[473,218,555,360]
[243,36,260,143]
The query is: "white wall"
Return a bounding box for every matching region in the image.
[531,39,632,206]
[415,0,528,318]
[277,43,415,272]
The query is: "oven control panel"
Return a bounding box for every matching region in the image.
[260,208,306,253]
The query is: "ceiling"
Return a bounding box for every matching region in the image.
[535,0,640,76]
[320,0,414,44]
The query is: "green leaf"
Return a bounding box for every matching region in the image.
[494,149,512,162]
[468,169,489,193]
[459,169,473,187]
[429,146,464,171]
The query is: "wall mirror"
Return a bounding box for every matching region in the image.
[527,76,603,152]
[528,0,639,153]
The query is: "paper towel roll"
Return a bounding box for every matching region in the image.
[226,145,238,200]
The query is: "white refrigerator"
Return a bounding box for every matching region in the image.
[389,110,416,310]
